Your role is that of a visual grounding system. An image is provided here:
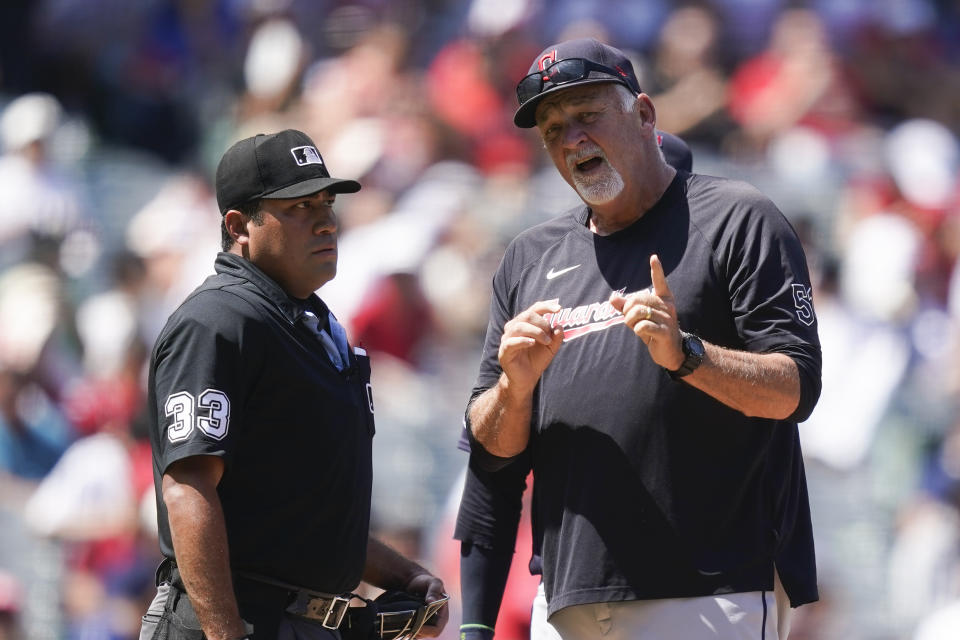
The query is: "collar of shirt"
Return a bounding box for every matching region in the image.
[214,252,326,326]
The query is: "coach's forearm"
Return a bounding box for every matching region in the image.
[682,346,800,420]
[469,374,534,458]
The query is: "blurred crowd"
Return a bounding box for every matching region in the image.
[1,0,959,639]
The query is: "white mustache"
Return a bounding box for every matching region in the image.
[566,145,607,171]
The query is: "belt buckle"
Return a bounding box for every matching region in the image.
[320,595,350,630]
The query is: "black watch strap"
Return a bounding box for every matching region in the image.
[666,332,704,380]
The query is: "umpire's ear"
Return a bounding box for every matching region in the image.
[223,209,251,248]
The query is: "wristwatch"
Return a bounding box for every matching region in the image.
[666,331,705,379]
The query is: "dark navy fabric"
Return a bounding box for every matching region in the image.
[460,171,821,615]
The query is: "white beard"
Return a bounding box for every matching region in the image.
[572,163,625,205]
[567,147,625,205]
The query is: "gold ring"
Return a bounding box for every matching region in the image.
[642,306,651,321]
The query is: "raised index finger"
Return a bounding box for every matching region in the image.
[650,254,671,298]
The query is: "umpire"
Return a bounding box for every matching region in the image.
[141,129,448,640]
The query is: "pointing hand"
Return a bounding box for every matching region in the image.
[609,254,684,371]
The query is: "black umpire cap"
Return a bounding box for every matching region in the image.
[215,129,361,215]
[514,38,642,128]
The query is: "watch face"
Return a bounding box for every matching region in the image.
[685,335,705,358]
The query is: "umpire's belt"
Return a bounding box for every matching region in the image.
[235,570,351,630]
[288,589,429,639]
[285,589,351,629]
[245,574,428,639]
[159,561,423,637]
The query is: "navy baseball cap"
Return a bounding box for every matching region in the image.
[657,131,693,172]
[215,129,361,215]
[514,38,641,128]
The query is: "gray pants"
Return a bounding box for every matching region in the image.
[530,579,792,640]
[139,583,340,640]
[140,584,180,640]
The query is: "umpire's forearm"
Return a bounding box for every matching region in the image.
[468,375,533,458]
[363,537,427,590]
[163,460,247,640]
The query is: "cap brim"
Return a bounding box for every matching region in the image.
[513,78,624,128]
[264,176,361,199]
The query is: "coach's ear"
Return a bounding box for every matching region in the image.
[223,209,250,247]
[635,93,657,131]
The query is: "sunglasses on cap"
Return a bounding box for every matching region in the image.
[516,58,639,105]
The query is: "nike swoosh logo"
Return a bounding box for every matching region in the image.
[546,264,581,280]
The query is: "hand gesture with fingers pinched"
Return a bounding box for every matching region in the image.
[498,300,565,396]
[609,254,685,371]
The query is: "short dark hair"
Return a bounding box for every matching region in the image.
[220,199,263,251]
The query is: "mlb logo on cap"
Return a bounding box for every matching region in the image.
[215,129,361,214]
[291,145,323,167]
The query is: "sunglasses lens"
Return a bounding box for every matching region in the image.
[517,74,543,103]
[545,59,585,84]
[516,59,595,104]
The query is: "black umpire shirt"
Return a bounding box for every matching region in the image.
[148,252,374,594]
[463,171,822,615]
